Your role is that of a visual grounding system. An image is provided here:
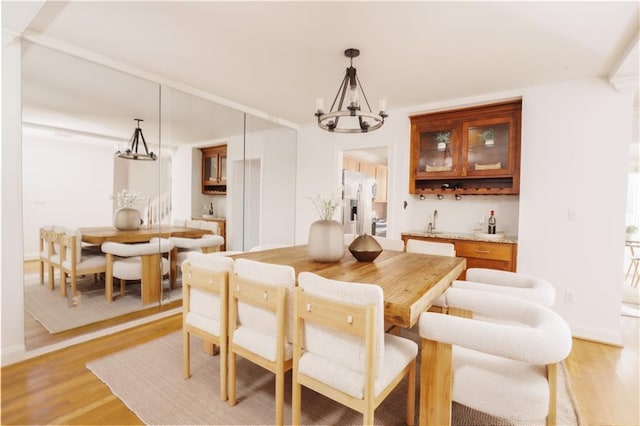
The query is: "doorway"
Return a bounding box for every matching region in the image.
[341,148,389,237]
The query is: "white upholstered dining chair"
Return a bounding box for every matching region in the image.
[453,268,556,307]
[59,228,107,298]
[418,288,572,426]
[293,272,418,426]
[101,239,174,302]
[227,258,296,426]
[181,252,234,401]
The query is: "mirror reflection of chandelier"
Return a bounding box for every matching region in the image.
[116,119,157,161]
[315,48,388,134]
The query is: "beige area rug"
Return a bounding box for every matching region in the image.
[87,331,582,426]
[23,274,181,334]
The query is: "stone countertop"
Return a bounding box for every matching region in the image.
[402,230,518,244]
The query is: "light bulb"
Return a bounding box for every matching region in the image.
[315,98,325,113]
[378,98,387,112]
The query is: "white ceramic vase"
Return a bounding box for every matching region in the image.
[113,207,142,231]
[307,220,344,262]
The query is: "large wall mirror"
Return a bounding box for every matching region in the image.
[21,41,297,351]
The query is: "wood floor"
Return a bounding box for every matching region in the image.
[2,312,639,425]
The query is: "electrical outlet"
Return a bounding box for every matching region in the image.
[564,290,575,304]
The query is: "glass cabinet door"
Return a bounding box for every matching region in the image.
[416,126,459,177]
[204,154,219,182]
[462,117,515,176]
[219,153,227,183]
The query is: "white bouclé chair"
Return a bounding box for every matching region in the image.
[101,239,174,303]
[418,288,572,426]
[227,258,296,426]
[453,268,556,307]
[293,272,418,426]
[181,252,234,401]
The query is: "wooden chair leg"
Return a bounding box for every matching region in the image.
[406,359,416,426]
[183,329,190,379]
[48,265,55,290]
[546,363,557,426]
[292,374,302,425]
[419,339,452,426]
[39,261,45,284]
[120,279,126,296]
[275,370,284,426]
[228,351,237,406]
[105,253,114,302]
[60,271,67,297]
[220,338,228,402]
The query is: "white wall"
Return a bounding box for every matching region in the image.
[2,32,27,363]
[297,80,633,345]
[21,133,115,258]
[518,79,633,344]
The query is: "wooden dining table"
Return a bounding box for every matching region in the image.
[231,245,466,329]
[80,225,213,304]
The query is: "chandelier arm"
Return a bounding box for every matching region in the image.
[139,129,151,155]
[355,73,373,113]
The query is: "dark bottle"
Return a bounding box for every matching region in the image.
[488,210,496,234]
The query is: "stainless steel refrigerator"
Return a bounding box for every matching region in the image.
[342,169,376,235]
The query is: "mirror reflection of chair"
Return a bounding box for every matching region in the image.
[37,226,53,285]
[293,272,418,426]
[181,253,234,401]
[169,220,225,287]
[406,239,455,257]
[418,288,572,426]
[625,242,640,288]
[59,228,107,298]
[101,240,174,302]
[227,258,296,426]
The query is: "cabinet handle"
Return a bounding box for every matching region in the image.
[474,249,490,254]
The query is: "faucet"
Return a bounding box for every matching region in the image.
[433,209,438,232]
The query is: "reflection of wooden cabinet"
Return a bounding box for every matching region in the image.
[192,217,226,251]
[200,145,227,194]
[401,234,517,280]
[343,155,388,202]
[409,100,521,195]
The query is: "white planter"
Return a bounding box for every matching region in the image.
[113,207,142,231]
[307,220,344,262]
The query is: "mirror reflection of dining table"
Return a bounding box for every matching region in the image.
[80,226,213,303]
[231,245,467,329]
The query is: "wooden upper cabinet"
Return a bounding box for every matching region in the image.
[200,144,227,195]
[410,100,522,195]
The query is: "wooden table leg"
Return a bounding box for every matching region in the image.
[170,247,178,290]
[141,253,161,304]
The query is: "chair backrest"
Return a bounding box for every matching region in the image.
[101,240,174,257]
[372,235,405,251]
[406,239,455,257]
[297,272,384,376]
[231,258,296,342]
[200,221,218,234]
[186,220,202,229]
[182,254,234,325]
[173,218,187,227]
[458,268,556,307]
[426,288,572,364]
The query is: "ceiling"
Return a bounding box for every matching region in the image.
[12,1,637,125]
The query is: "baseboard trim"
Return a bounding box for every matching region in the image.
[1,308,181,367]
[569,323,624,347]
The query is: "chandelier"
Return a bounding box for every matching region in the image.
[116,119,157,161]
[315,48,387,133]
